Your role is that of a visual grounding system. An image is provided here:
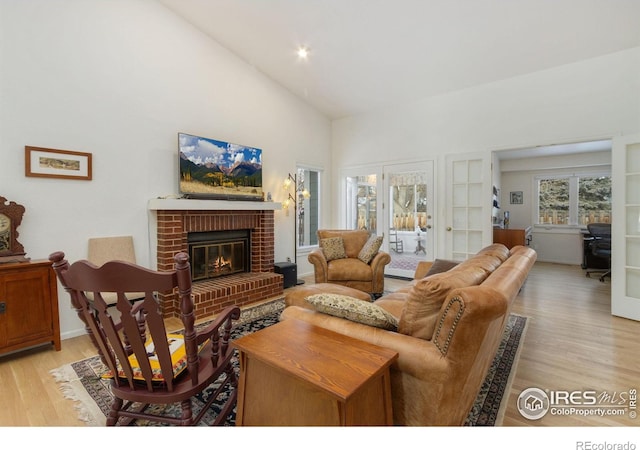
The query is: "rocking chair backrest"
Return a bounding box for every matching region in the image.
[50,251,195,392]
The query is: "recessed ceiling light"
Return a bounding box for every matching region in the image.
[297,47,309,60]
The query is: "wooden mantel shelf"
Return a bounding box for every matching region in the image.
[148,198,282,211]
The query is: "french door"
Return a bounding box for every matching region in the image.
[444,152,492,259]
[611,133,640,321]
[383,161,435,278]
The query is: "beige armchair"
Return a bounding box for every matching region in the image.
[87,235,144,305]
[308,229,391,298]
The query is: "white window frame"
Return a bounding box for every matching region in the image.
[296,165,322,250]
[534,170,611,228]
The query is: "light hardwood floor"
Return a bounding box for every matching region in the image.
[0,261,638,426]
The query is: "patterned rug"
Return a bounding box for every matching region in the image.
[388,252,424,272]
[51,298,527,426]
[464,313,528,426]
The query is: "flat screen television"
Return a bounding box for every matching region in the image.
[178,132,263,201]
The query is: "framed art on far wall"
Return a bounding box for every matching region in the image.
[25,146,92,180]
[510,191,523,205]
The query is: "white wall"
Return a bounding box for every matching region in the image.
[0,0,331,339]
[332,47,640,260]
[333,48,640,166]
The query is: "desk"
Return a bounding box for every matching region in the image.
[493,226,532,249]
[233,319,398,426]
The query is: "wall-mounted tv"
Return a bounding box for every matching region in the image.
[179,132,263,201]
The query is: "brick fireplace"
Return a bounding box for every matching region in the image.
[149,199,283,320]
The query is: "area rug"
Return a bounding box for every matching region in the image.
[51,298,527,426]
[388,252,424,272]
[464,313,528,426]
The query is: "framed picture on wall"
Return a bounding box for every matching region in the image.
[510,191,523,205]
[25,146,92,180]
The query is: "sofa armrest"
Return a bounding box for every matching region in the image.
[280,306,450,383]
[308,248,328,283]
[413,261,434,279]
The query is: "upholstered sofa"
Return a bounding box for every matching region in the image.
[281,243,537,426]
[308,229,391,297]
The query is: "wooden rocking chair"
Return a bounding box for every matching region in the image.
[49,251,241,426]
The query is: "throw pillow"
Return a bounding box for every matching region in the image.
[358,234,383,264]
[320,237,347,261]
[424,259,460,277]
[306,293,398,331]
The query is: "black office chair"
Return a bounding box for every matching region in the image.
[585,223,611,282]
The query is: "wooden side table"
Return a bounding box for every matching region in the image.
[233,318,398,426]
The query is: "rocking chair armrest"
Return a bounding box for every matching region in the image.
[194,305,241,345]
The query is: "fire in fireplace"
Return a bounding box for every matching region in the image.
[188,230,250,281]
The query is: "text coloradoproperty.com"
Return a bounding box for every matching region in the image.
[551,407,628,417]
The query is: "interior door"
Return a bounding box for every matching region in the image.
[611,133,640,321]
[383,161,434,278]
[444,152,492,260]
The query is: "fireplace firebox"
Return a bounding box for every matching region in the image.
[188,230,250,281]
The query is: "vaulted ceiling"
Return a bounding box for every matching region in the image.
[158,0,640,120]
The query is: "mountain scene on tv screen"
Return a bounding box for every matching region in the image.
[179,134,262,199]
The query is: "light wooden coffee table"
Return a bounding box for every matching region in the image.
[233,318,398,426]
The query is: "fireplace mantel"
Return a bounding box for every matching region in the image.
[148,198,282,211]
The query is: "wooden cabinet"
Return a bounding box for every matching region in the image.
[0,260,60,355]
[493,226,532,249]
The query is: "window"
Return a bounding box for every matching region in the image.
[295,167,320,247]
[536,174,611,226]
[578,176,612,224]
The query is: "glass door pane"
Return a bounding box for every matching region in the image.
[612,134,640,321]
[445,152,491,260]
[345,173,378,234]
[384,161,434,278]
